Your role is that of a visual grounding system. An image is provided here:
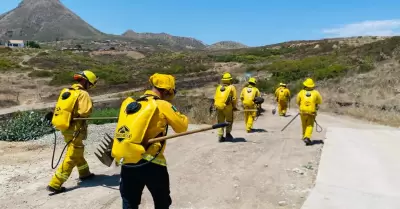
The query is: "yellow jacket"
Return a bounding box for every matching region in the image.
[63,84,93,135]
[275,87,291,102]
[214,84,238,109]
[240,84,260,107]
[141,90,189,166]
[296,89,322,114]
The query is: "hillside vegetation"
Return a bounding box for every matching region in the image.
[1,36,400,125]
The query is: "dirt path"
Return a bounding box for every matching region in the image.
[0,106,388,209]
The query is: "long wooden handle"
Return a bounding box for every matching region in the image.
[73,117,118,120]
[147,122,230,144]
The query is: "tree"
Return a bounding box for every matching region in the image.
[26,41,40,48]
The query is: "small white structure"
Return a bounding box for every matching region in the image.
[5,40,24,48]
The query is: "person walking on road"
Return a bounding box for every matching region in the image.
[275,83,291,116]
[296,78,322,146]
[113,73,189,209]
[240,77,260,133]
[47,70,98,194]
[213,72,238,142]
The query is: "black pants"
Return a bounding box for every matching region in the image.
[120,160,172,209]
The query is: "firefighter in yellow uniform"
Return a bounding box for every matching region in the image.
[47,70,98,193]
[113,73,189,208]
[240,77,260,133]
[213,72,237,142]
[296,78,322,146]
[275,83,291,116]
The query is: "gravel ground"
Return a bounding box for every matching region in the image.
[0,105,377,209]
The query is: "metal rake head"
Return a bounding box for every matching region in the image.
[94,133,114,167]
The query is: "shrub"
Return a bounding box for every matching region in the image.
[88,108,120,125]
[0,111,54,141]
[26,41,40,48]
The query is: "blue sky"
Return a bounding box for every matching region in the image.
[1,0,400,46]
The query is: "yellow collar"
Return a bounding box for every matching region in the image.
[71,83,84,90]
[144,90,161,98]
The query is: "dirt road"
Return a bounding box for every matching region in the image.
[0,107,384,209]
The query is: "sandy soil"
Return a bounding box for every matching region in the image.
[0,106,382,209]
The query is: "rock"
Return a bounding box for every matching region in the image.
[236,196,240,200]
[292,168,304,175]
[234,184,239,188]
[278,201,287,206]
[264,164,268,167]
[288,184,296,190]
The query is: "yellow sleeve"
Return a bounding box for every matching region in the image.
[316,91,322,105]
[296,91,302,106]
[231,85,238,107]
[77,90,93,118]
[159,101,188,133]
[240,88,245,100]
[214,85,220,101]
[274,88,279,98]
[255,88,261,97]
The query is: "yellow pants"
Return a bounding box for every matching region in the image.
[244,105,256,132]
[278,100,288,116]
[48,129,91,190]
[300,113,315,140]
[217,105,233,136]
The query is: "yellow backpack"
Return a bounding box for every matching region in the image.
[214,84,232,110]
[51,87,80,131]
[242,86,257,107]
[299,90,318,114]
[278,88,288,101]
[111,95,159,165]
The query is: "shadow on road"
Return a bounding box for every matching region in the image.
[62,174,121,193]
[250,128,268,133]
[311,140,324,145]
[229,137,247,143]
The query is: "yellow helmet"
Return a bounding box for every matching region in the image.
[73,70,98,86]
[248,77,256,85]
[149,73,176,94]
[221,72,232,83]
[279,83,286,87]
[303,78,315,88]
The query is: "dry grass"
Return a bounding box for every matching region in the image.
[317,59,400,127]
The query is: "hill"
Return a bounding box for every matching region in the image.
[0,0,104,41]
[122,29,206,50]
[0,0,246,50]
[208,41,248,49]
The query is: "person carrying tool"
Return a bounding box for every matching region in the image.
[275,83,291,116]
[47,70,98,193]
[213,72,237,142]
[240,77,260,133]
[296,78,322,146]
[113,73,188,209]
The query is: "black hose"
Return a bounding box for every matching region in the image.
[315,120,323,133]
[50,129,71,169]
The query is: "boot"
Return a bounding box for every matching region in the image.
[218,136,225,142]
[226,133,234,141]
[303,138,312,146]
[79,173,95,181]
[47,185,66,194]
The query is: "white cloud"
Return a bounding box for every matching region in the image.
[322,19,400,37]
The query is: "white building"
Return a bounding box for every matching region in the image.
[5,40,24,48]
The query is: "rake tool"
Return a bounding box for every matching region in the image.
[94,122,230,167]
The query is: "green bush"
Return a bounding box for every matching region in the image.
[26,41,40,48]
[88,108,119,125]
[0,111,54,141]
[0,58,19,71]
